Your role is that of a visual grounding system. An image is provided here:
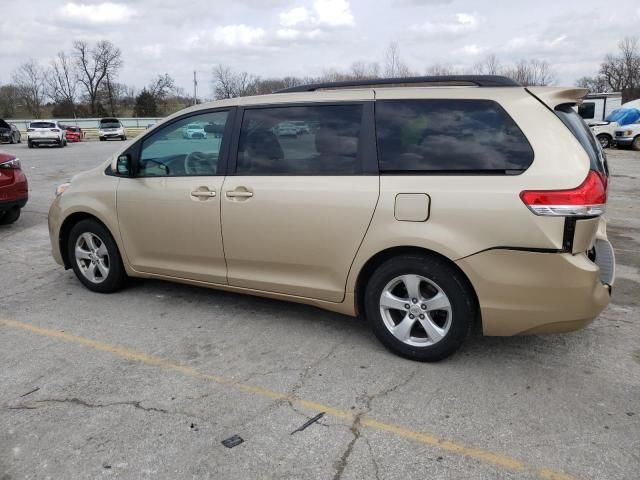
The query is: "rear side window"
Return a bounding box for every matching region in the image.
[375,99,534,173]
[555,105,608,175]
[236,104,363,175]
[30,122,56,129]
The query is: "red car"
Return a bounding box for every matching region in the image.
[0,152,28,225]
[63,126,83,142]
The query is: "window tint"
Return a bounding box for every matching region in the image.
[555,105,608,175]
[236,105,363,175]
[375,99,534,173]
[578,102,595,120]
[30,122,56,129]
[138,111,228,177]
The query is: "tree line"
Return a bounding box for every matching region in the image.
[211,42,556,99]
[0,40,190,119]
[2,36,638,119]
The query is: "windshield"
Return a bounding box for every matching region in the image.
[101,123,121,129]
[605,108,640,125]
[30,122,56,129]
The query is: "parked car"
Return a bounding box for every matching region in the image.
[27,120,66,148]
[613,124,640,150]
[0,120,21,144]
[182,123,207,139]
[275,122,298,137]
[588,100,640,148]
[0,151,28,225]
[48,75,614,362]
[99,118,127,141]
[63,126,83,143]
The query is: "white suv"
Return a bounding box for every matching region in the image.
[613,124,640,150]
[27,120,67,148]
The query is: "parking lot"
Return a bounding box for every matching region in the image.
[1,140,638,479]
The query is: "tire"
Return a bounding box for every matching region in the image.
[99,137,105,142]
[28,141,34,148]
[121,135,126,141]
[67,219,127,293]
[632,136,640,152]
[0,208,20,225]
[364,254,476,362]
[63,139,67,147]
[17,135,21,144]
[597,134,611,149]
[9,135,14,144]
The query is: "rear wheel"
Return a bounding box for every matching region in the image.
[632,136,640,151]
[0,208,21,225]
[9,135,14,144]
[28,141,34,148]
[597,134,611,149]
[364,254,475,362]
[67,219,127,293]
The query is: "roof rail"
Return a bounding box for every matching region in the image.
[276,75,520,93]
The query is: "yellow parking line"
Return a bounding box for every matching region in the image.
[1,318,578,480]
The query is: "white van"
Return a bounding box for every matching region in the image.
[588,99,640,148]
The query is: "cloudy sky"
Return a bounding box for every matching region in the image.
[1,0,639,97]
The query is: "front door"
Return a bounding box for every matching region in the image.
[117,109,232,284]
[221,102,379,302]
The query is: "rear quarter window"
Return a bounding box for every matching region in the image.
[555,105,608,175]
[375,99,534,173]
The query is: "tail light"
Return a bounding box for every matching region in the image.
[27,128,34,132]
[50,128,60,132]
[520,170,607,217]
[0,158,21,169]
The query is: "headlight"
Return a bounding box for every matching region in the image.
[56,182,71,196]
[0,158,20,169]
[624,130,633,136]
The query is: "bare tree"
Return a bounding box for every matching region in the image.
[148,73,175,101]
[473,54,501,75]
[600,36,640,101]
[212,64,259,99]
[425,64,459,76]
[46,51,78,115]
[0,84,20,118]
[383,42,412,77]
[503,59,555,86]
[575,75,610,93]
[12,60,46,118]
[73,40,123,116]
[350,61,380,79]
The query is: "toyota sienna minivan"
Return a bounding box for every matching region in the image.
[48,75,615,361]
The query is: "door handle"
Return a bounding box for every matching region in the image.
[191,189,216,198]
[226,190,253,198]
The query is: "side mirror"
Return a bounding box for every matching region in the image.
[116,154,133,176]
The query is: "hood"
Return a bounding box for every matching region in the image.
[0,119,11,130]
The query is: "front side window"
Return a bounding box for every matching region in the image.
[236,104,363,175]
[138,110,229,177]
[375,99,534,173]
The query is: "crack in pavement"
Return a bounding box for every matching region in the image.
[332,367,420,480]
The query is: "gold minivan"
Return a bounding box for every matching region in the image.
[48,76,615,361]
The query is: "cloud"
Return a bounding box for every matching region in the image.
[276,28,322,41]
[395,0,453,5]
[60,2,135,24]
[279,0,354,28]
[213,24,266,47]
[410,13,479,36]
[459,44,486,56]
[505,34,568,52]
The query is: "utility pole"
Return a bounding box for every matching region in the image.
[193,70,198,105]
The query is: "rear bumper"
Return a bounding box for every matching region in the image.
[456,247,613,336]
[0,196,28,212]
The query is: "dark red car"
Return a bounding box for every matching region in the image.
[0,152,28,225]
[63,126,83,142]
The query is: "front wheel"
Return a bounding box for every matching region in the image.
[632,136,640,151]
[364,255,476,362]
[67,219,127,293]
[0,208,21,225]
[597,134,611,149]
